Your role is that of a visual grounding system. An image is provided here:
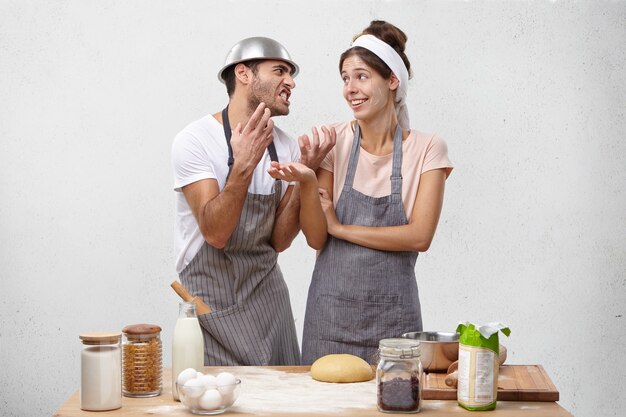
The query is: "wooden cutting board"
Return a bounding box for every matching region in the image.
[423,365,560,401]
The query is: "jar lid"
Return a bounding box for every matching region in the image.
[378,338,421,358]
[79,332,121,345]
[122,324,161,341]
[122,323,162,335]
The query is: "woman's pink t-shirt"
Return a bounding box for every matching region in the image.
[319,121,453,221]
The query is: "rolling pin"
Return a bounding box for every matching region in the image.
[445,345,507,388]
[171,280,213,315]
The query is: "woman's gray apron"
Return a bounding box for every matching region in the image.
[301,123,423,365]
[180,107,300,366]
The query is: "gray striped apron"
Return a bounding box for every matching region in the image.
[301,123,423,365]
[179,107,300,366]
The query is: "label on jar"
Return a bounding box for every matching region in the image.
[457,344,497,409]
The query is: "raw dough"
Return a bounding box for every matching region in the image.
[310,354,374,383]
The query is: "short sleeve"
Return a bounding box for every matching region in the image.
[171,131,216,191]
[320,146,335,172]
[290,138,301,163]
[423,135,453,178]
[286,133,301,186]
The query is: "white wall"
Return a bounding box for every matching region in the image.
[1,1,624,416]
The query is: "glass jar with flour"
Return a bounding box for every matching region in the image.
[79,332,122,411]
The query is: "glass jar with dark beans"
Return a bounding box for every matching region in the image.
[376,338,422,413]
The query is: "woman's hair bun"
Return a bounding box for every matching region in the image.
[355,20,411,75]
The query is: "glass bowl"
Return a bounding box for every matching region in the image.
[176,379,241,415]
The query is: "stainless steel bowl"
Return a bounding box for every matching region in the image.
[218,37,299,82]
[402,331,459,372]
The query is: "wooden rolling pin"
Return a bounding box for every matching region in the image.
[445,345,507,388]
[171,280,213,315]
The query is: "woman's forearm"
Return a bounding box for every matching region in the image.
[331,222,433,252]
[299,180,327,249]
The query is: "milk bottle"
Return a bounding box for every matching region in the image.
[172,301,204,401]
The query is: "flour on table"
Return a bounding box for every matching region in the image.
[231,368,376,415]
[144,405,185,414]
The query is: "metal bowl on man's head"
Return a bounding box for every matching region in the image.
[218,37,299,83]
[402,331,459,373]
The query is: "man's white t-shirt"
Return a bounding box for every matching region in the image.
[172,114,300,273]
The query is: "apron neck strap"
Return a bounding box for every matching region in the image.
[221,106,236,169]
[344,123,403,196]
[390,124,403,196]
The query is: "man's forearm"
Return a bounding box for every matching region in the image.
[270,185,301,252]
[200,166,253,249]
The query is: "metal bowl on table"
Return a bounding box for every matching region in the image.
[402,331,459,373]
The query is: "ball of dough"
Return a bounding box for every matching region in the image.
[311,354,374,383]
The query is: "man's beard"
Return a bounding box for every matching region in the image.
[247,78,287,117]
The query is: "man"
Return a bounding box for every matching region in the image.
[171,37,333,366]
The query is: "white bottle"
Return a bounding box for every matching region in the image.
[172,301,204,401]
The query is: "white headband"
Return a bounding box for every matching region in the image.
[351,34,410,129]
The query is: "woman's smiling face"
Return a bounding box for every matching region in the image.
[341,55,394,121]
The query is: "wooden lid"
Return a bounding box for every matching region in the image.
[122,324,161,341]
[79,332,121,345]
[122,323,161,335]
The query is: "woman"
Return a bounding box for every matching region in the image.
[271,20,453,364]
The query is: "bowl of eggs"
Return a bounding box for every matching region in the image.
[176,368,241,415]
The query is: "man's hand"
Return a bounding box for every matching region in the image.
[298,126,336,170]
[230,102,274,174]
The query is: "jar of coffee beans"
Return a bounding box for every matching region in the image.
[376,338,422,413]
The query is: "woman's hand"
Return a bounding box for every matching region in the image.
[319,188,340,235]
[298,126,336,170]
[267,161,317,185]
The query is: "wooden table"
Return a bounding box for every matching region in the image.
[53,366,574,417]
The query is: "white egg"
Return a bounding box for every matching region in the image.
[177,368,199,386]
[216,372,236,385]
[183,378,206,398]
[216,371,237,394]
[199,374,218,389]
[199,389,222,410]
[181,393,200,410]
